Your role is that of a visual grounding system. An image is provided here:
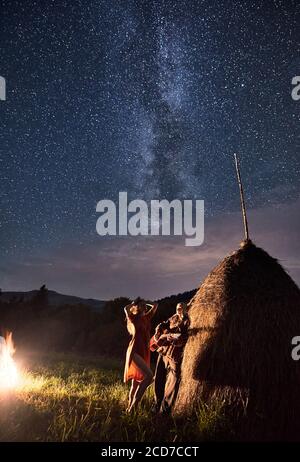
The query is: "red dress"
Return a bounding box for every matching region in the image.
[124,312,152,383]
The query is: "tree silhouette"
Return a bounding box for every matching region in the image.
[32,285,49,310]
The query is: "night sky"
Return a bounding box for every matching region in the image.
[0,0,299,300]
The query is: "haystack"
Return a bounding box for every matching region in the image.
[174,239,300,440]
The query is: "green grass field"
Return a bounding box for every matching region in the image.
[0,352,231,442]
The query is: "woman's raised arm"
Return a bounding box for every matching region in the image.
[145,302,158,319]
[124,301,135,319]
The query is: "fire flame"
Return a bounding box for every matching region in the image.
[0,333,19,389]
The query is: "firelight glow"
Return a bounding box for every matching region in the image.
[0,333,19,390]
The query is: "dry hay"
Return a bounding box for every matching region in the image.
[174,240,300,440]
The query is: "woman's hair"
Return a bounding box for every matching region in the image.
[132,297,146,311]
[125,297,145,335]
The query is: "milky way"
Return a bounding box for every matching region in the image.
[0,0,299,297]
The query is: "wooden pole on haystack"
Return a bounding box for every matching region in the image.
[234,153,250,241]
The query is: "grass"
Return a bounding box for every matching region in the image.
[0,351,232,442]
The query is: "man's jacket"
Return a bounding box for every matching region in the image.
[155,314,190,363]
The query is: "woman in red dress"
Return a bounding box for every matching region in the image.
[124,298,158,412]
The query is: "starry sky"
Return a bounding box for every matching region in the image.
[0,0,299,300]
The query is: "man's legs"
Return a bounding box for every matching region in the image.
[160,359,181,414]
[153,354,167,412]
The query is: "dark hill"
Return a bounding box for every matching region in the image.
[0,290,106,312]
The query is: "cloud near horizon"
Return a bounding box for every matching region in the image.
[1,199,300,301]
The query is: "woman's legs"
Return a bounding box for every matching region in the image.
[128,353,153,412]
[127,379,139,411]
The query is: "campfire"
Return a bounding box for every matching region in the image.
[0,333,19,389]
